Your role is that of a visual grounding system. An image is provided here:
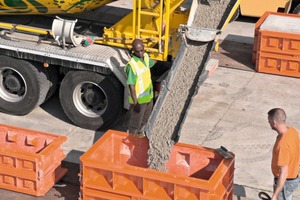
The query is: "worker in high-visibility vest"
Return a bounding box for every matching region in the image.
[125,39,155,137]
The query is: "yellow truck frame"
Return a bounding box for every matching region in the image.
[236,0,300,18]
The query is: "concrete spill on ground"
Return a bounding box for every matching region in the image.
[148,0,237,170]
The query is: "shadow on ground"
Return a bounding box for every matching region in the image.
[211,35,256,72]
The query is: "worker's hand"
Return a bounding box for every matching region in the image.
[133,103,141,113]
[271,193,278,200]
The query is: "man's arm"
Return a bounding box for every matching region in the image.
[298,132,300,177]
[129,85,137,105]
[272,165,288,200]
[126,64,140,112]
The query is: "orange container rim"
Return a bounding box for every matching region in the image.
[80,130,235,189]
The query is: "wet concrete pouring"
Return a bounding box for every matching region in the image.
[147,0,238,171]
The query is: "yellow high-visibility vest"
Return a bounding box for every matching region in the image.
[128,53,153,104]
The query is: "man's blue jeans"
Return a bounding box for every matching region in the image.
[274,177,299,200]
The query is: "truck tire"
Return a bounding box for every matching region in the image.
[44,66,59,101]
[292,4,300,14]
[28,61,55,105]
[59,71,124,130]
[33,62,50,106]
[0,56,48,115]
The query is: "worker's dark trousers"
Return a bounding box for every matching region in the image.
[273,177,299,200]
[128,100,153,134]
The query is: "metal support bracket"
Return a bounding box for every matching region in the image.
[215,146,234,159]
[52,16,83,49]
[0,30,17,41]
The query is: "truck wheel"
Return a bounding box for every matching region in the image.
[59,71,124,130]
[0,56,48,115]
[292,4,300,14]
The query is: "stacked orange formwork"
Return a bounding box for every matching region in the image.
[0,123,67,196]
[253,12,300,78]
[79,130,235,200]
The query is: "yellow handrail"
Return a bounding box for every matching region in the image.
[0,22,51,36]
[215,0,241,52]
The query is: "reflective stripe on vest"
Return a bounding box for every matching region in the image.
[128,53,153,104]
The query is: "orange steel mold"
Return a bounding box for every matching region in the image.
[0,123,67,196]
[253,12,300,78]
[79,130,235,200]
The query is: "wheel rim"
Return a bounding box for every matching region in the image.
[0,67,27,102]
[73,81,108,118]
